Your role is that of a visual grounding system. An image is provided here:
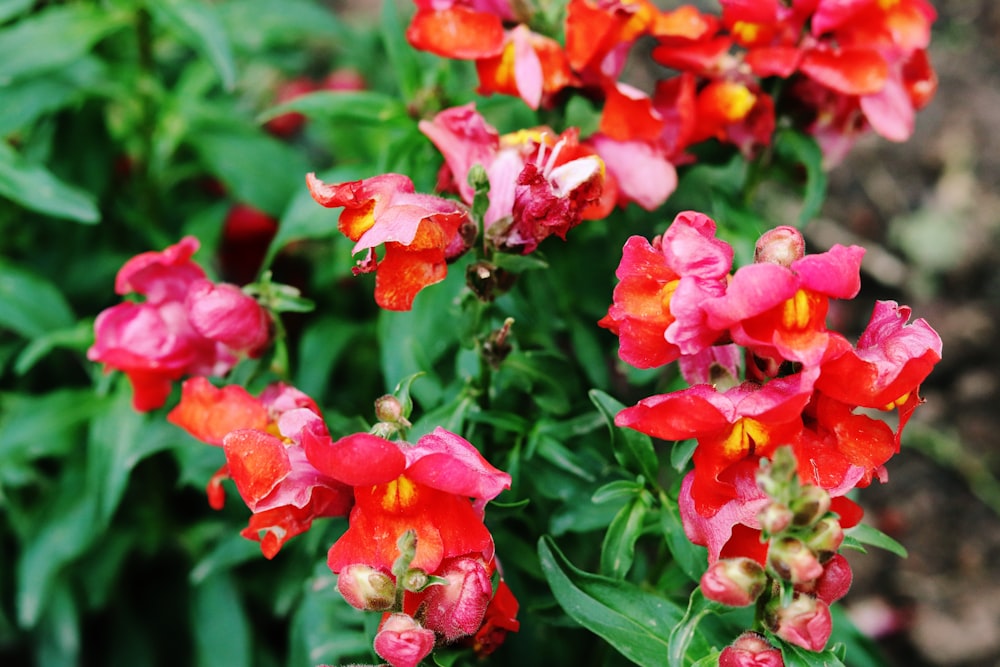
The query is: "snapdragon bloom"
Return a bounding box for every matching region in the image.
[306,172,472,310]
[419,104,608,250]
[88,236,271,411]
[599,211,733,369]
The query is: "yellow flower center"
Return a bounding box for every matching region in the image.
[781,289,821,331]
[380,477,418,512]
[882,392,911,411]
[721,417,769,460]
[731,21,762,44]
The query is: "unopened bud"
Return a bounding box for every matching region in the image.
[758,502,794,536]
[374,394,404,423]
[419,558,493,641]
[373,613,435,667]
[755,226,805,266]
[337,564,395,611]
[791,485,831,527]
[757,447,798,498]
[402,568,430,593]
[812,553,853,604]
[701,558,767,607]
[770,594,833,652]
[805,517,845,557]
[768,537,824,584]
[719,631,784,667]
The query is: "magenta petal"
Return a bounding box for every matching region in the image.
[702,262,799,330]
[405,427,511,502]
[679,470,769,562]
[303,428,406,486]
[792,244,864,298]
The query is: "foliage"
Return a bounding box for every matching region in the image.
[0,1,941,667]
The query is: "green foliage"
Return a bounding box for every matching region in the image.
[0,0,906,665]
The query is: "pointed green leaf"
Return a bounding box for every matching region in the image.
[152,0,237,90]
[258,90,409,126]
[590,389,659,482]
[600,494,649,579]
[0,143,99,223]
[191,573,251,667]
[538,536,684,667]
[0,4,126,82]
[774,128,828,225]
[0,261,75,339]
[845,523,908,558]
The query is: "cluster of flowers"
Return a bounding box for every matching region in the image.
[408,0,936,169]
[601,215,942,655]
[89,243,520,667]
[311,0,937,314]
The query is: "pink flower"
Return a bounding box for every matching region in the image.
[186,280,271,356]
[373,613,436,667]
[88,236,272,410]
[702,241,865,367]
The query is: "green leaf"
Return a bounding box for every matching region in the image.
[152,0,237,90]
[217,0,346,50]
[16,472,97,627]
[538,536,684,667]
[779,640,847,667]
[0,56,107,136]
[659,495,707,583]
[499,351,571,415]
[258,90,410,126]
[590,389,659,483]
[14,320,92,375]
[0,390,103,473]
[379,0,423,100]
[773,128,828,225]
[86,388,180,529]
[845,523,908,558]
[0,0,33,24]
[0,143,99,223]
[188,120,309,217]
[667,589,723,667]
[288,564,372,667]
[0,261,75,339]
[0,4,126,82]
[191,574,251,667]
[600,493,650,579]
[670,438,698,473]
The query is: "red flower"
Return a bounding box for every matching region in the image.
[466,579,520,657]
[306,173,471,310]
[599,211,732,369]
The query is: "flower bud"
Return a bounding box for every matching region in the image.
[186,280,271,356]
[420,558,493,641]
[771,594,833,652]
[756,447,798,498]
[757,502,794,536]
[812,553,853,604]
[755,226,805,266]
[374,394,405,423]
[700,558,767,607]
[719,631,784,667]
[768,537,824,584]
[791,485,831,527]
[337,564,395,611]
[401,568,430,593]
[805,517,845,557]
[373,613,436,667]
